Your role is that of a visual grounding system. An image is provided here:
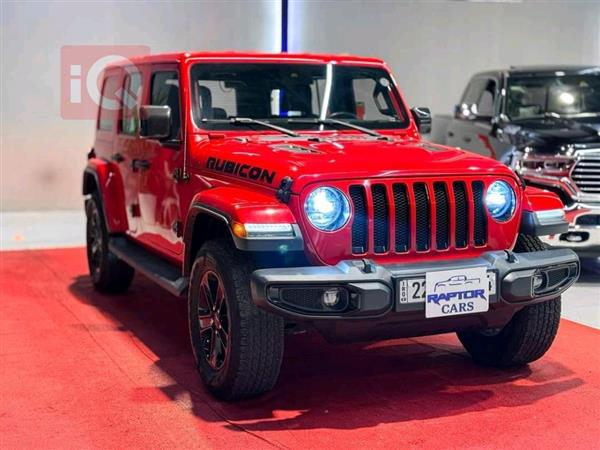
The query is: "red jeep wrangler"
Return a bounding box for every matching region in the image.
[84,52,580,400]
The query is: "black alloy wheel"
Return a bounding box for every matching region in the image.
[197,270,230,370]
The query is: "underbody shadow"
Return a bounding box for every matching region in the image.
[68,273,584,432]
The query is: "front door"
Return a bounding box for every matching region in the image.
[447,77,504,159]
[136,66,185,255]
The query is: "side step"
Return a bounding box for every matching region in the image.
[109,236,188,297]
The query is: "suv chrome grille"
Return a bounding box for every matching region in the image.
[348,180,488,255]
[571,151,600,193]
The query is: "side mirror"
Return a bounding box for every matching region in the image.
[140,105,171,140]
[411,107,432,134]
[454,103,476,120]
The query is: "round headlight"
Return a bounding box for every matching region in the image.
[304,187,350,231]
[485,181,516,222]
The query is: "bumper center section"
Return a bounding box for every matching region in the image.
[251,249,580,321]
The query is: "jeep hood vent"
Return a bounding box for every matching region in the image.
[271,144,320,154]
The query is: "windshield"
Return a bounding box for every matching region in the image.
[190,63,409,131]
[506,73,600,120]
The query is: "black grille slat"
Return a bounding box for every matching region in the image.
[348,179,487,255]
[371,184,389,253]
[392,184,410,252]
[349,186,368,253]
[413,183,430,251]
[472,181,487,246]
[453,182,468,248]
[434,182,450,250]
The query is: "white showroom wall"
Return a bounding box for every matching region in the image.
[0,0,281,212]
[2,0,599,213]
[288,0,600,116]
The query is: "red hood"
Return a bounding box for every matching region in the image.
[189,133,518,193]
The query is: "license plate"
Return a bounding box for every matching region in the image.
[398,269,495,318]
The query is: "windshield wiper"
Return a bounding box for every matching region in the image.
[202,117,300,138]
[289,118,391,140]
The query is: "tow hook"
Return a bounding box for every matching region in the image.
[361,259,375,273]
[504,250,518,263]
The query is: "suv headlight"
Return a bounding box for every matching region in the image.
[485,181,516,222]
[304,187,350,231]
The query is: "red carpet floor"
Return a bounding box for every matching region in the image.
[1,247,599,449]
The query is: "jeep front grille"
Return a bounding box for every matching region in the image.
[349,180,488,255]
[571,151,600,193]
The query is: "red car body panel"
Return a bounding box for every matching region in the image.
[189,186,297,224]
[522,186,565,212]
[85,158,128,233]
[86,51,565,269]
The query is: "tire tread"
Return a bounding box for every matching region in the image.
[458,234,561,367]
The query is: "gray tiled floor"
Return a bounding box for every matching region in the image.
[2,210,598,329]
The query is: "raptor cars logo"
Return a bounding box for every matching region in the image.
[425,267,489,318]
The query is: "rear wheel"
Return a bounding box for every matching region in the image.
[188,239,284,400]
[458,234,561,367]
[85,195,134,293]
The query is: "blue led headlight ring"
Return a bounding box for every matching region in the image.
[304,187,351,231]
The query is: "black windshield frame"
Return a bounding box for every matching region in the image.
[189,62,410,131]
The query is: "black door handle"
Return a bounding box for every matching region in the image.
[111,153,125,163]
[463,136,471,143]
[447,131,454,138]
[131,159,151,172]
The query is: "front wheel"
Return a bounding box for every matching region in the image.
[458,234,561,367]
[188,239,284,400]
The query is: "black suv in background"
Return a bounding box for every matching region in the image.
[433,66,600,256]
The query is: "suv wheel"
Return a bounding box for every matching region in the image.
[188,239,284,400]
[85,195,134,293]
[458,234,561,367]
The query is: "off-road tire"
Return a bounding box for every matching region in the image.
[85,195,134,293]
[188,239,284,400]
[457,234,561,367]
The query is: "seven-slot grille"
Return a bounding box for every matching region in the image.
[571,151,600,193]
[349,180,488,254]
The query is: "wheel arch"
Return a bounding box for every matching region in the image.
[182,187,303,277]
[183,206,233,276]
[83,159,128,234]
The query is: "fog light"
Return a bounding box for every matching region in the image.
[322,289,340,307]
[532,272,544,291]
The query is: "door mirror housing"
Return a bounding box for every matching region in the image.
[140,105,171,140]
[411,107,432,134]
[454,103,477,120]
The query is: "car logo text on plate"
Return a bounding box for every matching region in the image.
[425,267,489,318]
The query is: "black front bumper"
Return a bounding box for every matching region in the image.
[251,249,580,342]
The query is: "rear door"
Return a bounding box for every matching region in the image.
[94,68,141,234]
[113,66,146,234]
[136,65,185,255]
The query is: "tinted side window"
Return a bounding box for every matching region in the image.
[151,71,180,139]
[98,75,121,131]
[462,78,487,106]
[120,71,142,135]
[477,80,496,117]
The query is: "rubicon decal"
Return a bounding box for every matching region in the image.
[206,157,276,184]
